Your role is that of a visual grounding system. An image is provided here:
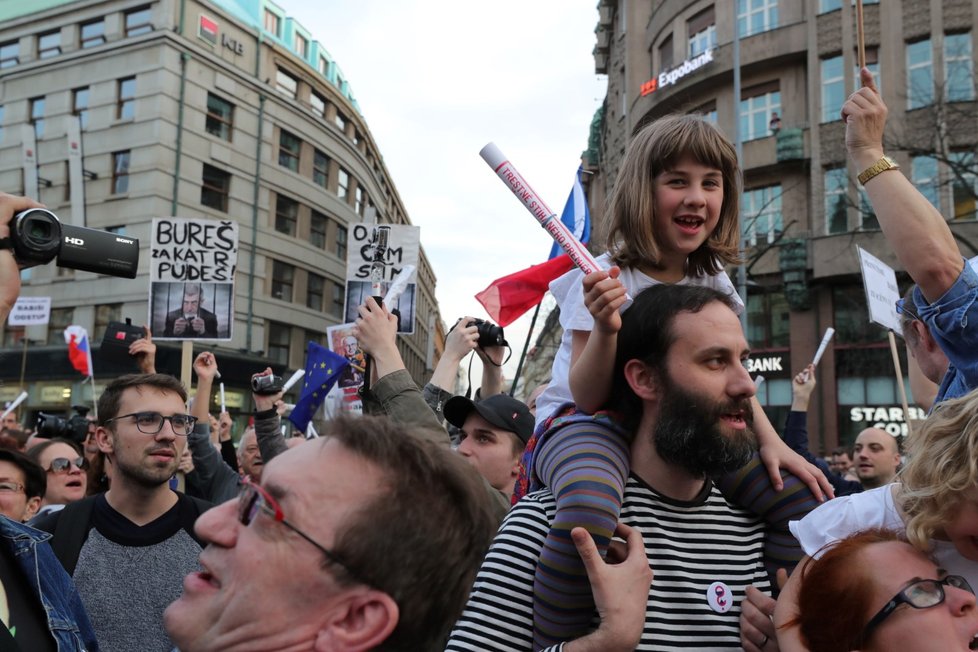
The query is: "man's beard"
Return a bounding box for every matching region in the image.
[652,376,758,477]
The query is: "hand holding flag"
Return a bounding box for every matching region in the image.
[288,342,350,433]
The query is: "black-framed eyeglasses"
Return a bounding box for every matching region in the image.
[103,412,197,436]
[237,479,367,585]
[46,456,89,474]
[861,575,974,643]
[895,297,922,322]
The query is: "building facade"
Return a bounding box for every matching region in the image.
[525,0,978,452]
[0,0,444,426]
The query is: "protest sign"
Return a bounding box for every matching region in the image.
[8,297,51,326]
[343,223,419,334]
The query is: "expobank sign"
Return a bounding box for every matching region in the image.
[640,48,714,96]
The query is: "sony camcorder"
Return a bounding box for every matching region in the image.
[8,208,139,278]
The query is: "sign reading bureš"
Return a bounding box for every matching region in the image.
[149,218,238,341]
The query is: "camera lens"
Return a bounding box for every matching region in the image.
[28,220,52,239]
[12,209,61,262]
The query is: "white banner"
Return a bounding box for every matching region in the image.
[857,246,902,334]
[8,297,51,326]
[149,217,239,341]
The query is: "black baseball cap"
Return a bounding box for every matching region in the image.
[444,394,534,445]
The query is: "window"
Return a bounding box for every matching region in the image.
[276,68,298,99]
[201,164,230,212]
[272,261,295,301]
[275,195,298,236]
[278,130,301,172]
[268,322,290,365]
[310,91,326,117]
[819,0,842,12]
[38,30,61,58]
[334,111,347,132]
[821,55,844,123]
[687,7,716,58]
[746,289,790,348]
[264,9,282,38]
[658,35,674,71]
[30,96,45,139]
[112,151,131,194]
[911,156,940,210]
[950,151,978,220]
[824,167,848,234]
[117,76,136,120]
[313,150,330,189]
[737,0,778,37]
[319,56,330,76]
[80,19,106,48]
[310,211,328,248]
[742,185,783,246]
[125,6,153,36]
[95,303,121,341]
[739,82,780,141]
[854,47,881,95]
[0,41,19,68]
[295,34,308,59]
[331,281,345,317]
[693,101,717,124]
[307,272,325,310]
[337,168,350,200]
[355,186,365,215]
[334,224,348,260]
[907,39,933,109]
[858,182,878,229]
[205,93,233,140]
[73,87,89,130]
[944,33,975,102]
[47,308,73,345]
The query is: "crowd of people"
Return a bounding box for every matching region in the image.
[1,66,977,651]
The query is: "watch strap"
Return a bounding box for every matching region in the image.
[857,156,899,185]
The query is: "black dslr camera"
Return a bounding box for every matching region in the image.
[251,375,284,395]
[8,208,139,279]
[451,318,506,349]
[36,406,92,444]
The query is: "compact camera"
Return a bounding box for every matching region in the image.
[36,406,92,444]
[451,318,506,349]
[251,375,284,396]
[8,208,139,279]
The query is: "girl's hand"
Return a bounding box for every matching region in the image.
[583,266,627,335]
[758,431,834,501]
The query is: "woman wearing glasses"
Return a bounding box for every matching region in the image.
[776,529,978,651]
[27,438,88,520]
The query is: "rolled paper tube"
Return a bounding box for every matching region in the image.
[812,327,836,368]
[282,369,305,393]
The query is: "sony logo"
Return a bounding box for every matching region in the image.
[115,237,135,244]
[64,236,85,246]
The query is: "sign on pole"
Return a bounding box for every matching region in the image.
[856,246,902,335]
[343,223,420,334]
[149,218,238,341]
[8,297,51,326]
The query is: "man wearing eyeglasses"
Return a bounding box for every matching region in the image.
[34,373,212,652]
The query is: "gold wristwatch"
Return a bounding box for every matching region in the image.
[857,155,900,185]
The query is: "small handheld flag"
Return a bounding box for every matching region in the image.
[288,342,350,432]
[64,325,93,377]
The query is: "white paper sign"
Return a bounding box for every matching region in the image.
[343,223,420,334]
[857,246,902,334]
[8,297,51,326]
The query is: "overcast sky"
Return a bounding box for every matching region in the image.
[279,1,607,386]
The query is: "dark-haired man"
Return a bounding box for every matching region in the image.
[447,284,771,650]
[35,373,212,651]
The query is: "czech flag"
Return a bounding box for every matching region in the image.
[64,325,93,377]
[476,167,591,326]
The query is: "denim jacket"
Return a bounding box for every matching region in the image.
[0,516,99,651]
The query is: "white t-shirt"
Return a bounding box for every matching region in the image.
[534,252,743,428]
[790,484,978,588]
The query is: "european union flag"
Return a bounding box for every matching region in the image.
[288,342,350,432]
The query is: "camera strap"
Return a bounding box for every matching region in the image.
[0,237,12,249]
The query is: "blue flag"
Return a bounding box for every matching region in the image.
[548,166,591,260]
[288,342,350,432]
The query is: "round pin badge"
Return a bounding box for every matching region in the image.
[707,581,732,613]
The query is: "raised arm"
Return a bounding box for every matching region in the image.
[843,68,963,301]
[569,268,627,414]
[0,193,45,323]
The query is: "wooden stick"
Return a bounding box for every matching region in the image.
[855,0,866,71]
[888,330,913,439]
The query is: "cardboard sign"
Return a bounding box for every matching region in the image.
[8,297,50,326]
[343,223,419,334]
[325,323,364,415]
[857,246,902,334]
[149,218,238,340]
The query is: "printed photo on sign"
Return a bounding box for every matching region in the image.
[150,282,232,340]
[325,323,363,414]
[343,281,416,334]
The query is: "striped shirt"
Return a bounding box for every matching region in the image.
[446,474,770,651]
